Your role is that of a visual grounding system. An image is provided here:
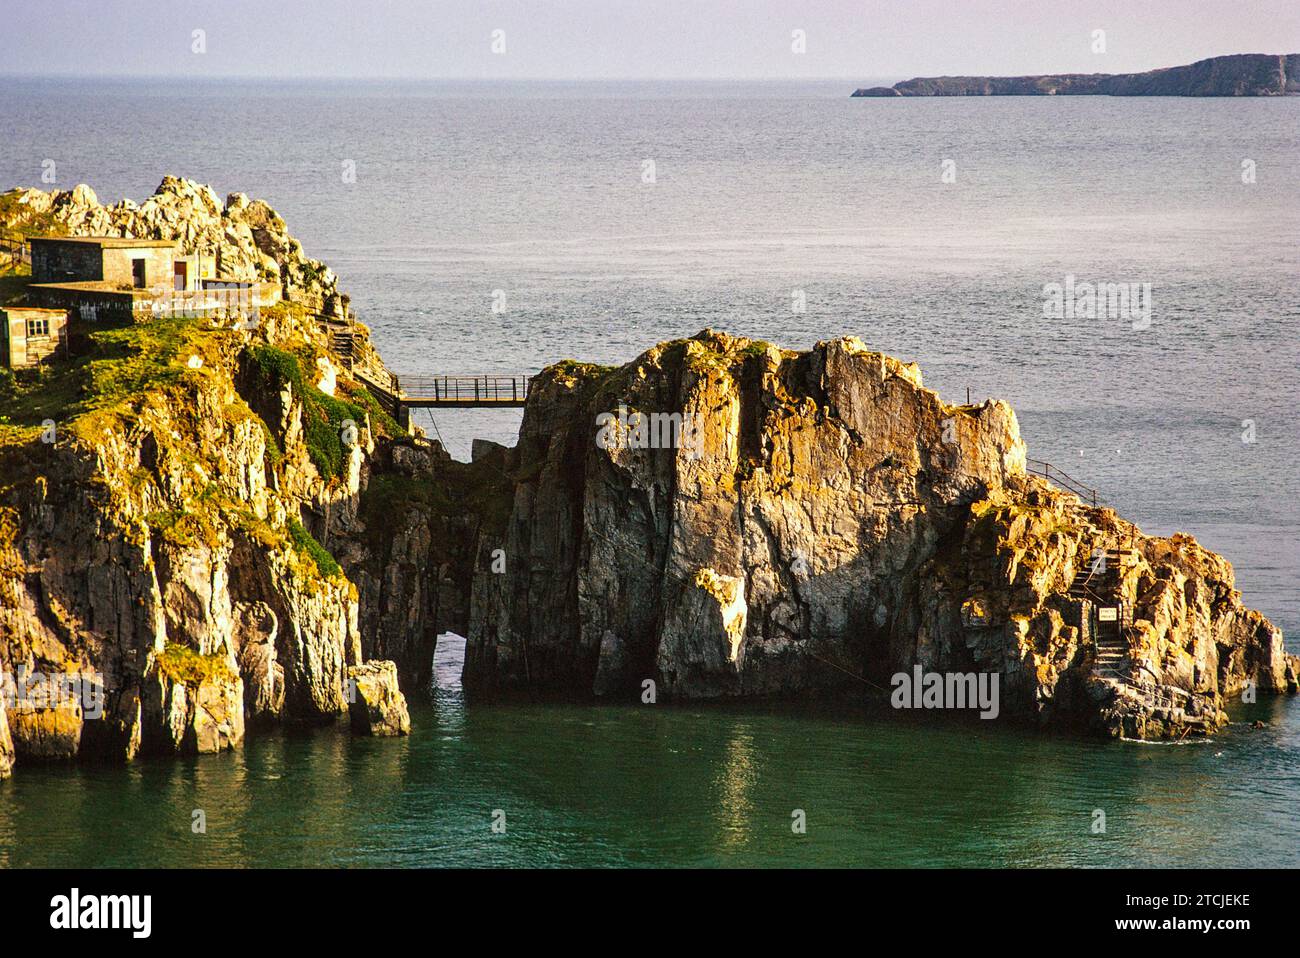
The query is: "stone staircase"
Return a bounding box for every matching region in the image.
[324,322,355,369]
[1069,546,1137,679]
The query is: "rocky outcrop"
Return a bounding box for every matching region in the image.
[464,331,1295,739]
[2,173,1290,764]
[140,647,244,755]
[347,661,411,736]
[0,180,411,778]
[853,53,1300,97]
[1,176,348,312]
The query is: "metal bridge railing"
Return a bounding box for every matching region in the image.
[394,374,529,404]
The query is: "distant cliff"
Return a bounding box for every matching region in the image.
[853,53,1300,97]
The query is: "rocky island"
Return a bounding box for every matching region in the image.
[1,177,1295,781]
[852,53,1300,97]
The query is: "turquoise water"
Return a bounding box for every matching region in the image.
[2,640,1297,868]
[0,79,1297,867]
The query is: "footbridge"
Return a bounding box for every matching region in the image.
[354,369,532,429]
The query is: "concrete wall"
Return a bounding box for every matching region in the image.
[31,240,180,289]
[2,308,68,369]
[102,247,175,289]
[27,285,141,318]
[31,240,104,283]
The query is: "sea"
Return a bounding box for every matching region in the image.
[0,77,1296,867]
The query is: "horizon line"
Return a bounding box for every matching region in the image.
[0,51,1292,85]
[0,72,893,83]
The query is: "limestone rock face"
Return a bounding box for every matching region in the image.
[346,661,411,736]
[233,601,285,724]
[465,330,1294,739]
[468,332,1024,697]
[8,699,84,761]
[0,190,407,775]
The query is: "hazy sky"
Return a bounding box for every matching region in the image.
[4,0,1298,80]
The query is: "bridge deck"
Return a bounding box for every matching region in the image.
[391,374,530,409]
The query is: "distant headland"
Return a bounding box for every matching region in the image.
[852,53,1300,97]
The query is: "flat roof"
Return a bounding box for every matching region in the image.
[27,235,178,249]
[0,305,67,314]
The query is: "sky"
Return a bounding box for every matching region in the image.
[2,0,1298,80]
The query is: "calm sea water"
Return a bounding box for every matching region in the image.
[1,78,1297,867]
[2,637,1297,868]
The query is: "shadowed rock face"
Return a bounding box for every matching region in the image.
[465,331,1297,739]
[852,53,1300,97]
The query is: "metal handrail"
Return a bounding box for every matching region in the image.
[396,374,529,403]
[1025,457,1099,508]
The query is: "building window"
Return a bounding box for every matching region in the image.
[26,317,49,338]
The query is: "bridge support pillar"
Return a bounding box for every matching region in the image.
[397,403,410,432]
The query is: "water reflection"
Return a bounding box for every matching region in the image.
[432,632,468,731]
[712,725,758,851]
[0,648,1297,867]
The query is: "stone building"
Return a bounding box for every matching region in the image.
[23,235,278,321]
[3,234,281,368]
[1,306,68,369]
[29,236,201,290]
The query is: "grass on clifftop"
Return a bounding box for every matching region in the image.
[0,308,226,446]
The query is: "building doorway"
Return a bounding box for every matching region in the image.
[173,261,188,291]
[132,258,147,288]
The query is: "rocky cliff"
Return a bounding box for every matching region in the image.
[464,332,1297,738]
[0,180,411,779]
[852,53,1300,97]
[2,178,1294,772]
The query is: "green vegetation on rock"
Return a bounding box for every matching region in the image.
[156,643,234,689]
[288,517,341,579]
[247,344,368,479]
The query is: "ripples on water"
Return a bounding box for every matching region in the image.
[0,80,1296,867]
